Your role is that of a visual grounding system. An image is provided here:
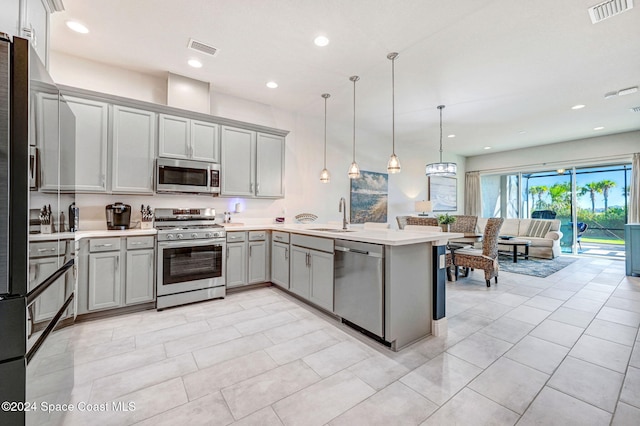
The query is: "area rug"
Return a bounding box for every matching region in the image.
[497,254,577,278]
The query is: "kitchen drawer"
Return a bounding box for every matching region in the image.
[272,231,289,244]
[89,238,121,252]
[249,230,267,241]
[227,231,246,243]
[291,234,334,253]
[127,236,155,250]
[30,241,66,258]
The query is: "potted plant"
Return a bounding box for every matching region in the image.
[437,213,456,232]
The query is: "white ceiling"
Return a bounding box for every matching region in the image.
[50,0,640,157]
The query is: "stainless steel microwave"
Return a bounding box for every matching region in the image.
[156,158,220,195]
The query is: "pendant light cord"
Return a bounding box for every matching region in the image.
[438,105,444,163]
[352,78,357,162]
[323,95,327,168]
[391,56,396,155]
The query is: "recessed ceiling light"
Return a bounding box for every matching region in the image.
[266,81,278,89]
[618,86,638,96]
[518,130,526,134]
[594,126,605,130]
[447,134,456,138]
[571,104,585,110]
[187,59,202,68]
[314,35,329,47]
[66,21,89,34]
[483,146,492,150]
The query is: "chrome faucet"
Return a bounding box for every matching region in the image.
[339,197,348,230]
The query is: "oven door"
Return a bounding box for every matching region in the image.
[157,239,225,296]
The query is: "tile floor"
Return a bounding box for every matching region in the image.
[44,256,640,425]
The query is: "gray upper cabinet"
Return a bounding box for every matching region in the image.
[256,133,285,198]
[66,96,109,193]
[22,0,50,66]
[221,126,255,197]
[36,92,59,192]
[221,126,284,198]
[191,119,219,162]
[158,114,219,163]
[111,105,156,194]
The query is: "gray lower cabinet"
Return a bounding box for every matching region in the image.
[88,250,121,311]
[289,235,334,312]
[626,224,640,276]
[226,231,269,288]
[271,231,290,288]
[28,239,74,322]
[86,236,155,313]
[124,237,156,305]
[226,241,247,287]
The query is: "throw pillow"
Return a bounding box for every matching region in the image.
[527,219,551,238]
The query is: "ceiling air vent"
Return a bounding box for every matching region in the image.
[188,38,219,57]
[631,106,640,112]
[588,0,634,23]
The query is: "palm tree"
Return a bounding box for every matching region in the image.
[599,179,616,212]
[580,182,603,213]
[549,182,571,209]
[530,185,548,210]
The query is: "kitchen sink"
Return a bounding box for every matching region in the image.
[309,228,357,233]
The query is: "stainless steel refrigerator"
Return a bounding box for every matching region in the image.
[0,35,76,426]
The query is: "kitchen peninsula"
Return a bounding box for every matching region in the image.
[225,224,463,351]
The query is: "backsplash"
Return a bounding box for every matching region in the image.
[75,193,289,230]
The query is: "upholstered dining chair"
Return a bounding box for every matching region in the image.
[449,217,504,287]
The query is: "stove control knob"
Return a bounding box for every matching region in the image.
[205,232,212,238]
[191,233,199,239]
[166,234,175,240]
[177,233,184,240]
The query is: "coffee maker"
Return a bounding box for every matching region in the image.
[105,202,132,230]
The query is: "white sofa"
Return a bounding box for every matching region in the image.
[476,218,563,259]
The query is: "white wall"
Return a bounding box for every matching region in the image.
[466,131,639,173]
[49,50,465,230]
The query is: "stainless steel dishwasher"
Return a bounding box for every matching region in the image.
[334,240,385,339]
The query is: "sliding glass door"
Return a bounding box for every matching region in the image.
[481,162,631,257]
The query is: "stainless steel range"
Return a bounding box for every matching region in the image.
[155,208,226,310]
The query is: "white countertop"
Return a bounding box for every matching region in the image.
[29,228,157,242]
[28,224,460,246]
[225,223,462,246]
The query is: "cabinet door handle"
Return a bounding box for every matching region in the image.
[285,248,288,260]
[130,242,143,245]
[115,256,119,271]
[275,235,282,240]
[226,249,229,259]
[38,247,56,252]
[95,244,113,248]
[256,183,260,194]
[249,245,252,257]
[250,182,254,193]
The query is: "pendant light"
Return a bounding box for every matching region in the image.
[320,93,331,183]
[387,52,401,174]
[425,105,457,176]
[348,75,361,179]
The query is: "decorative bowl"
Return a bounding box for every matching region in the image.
[294,213,318,224]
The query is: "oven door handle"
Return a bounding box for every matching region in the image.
[158,239,225,248]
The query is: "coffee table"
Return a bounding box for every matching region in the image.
[499,238,531,263]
